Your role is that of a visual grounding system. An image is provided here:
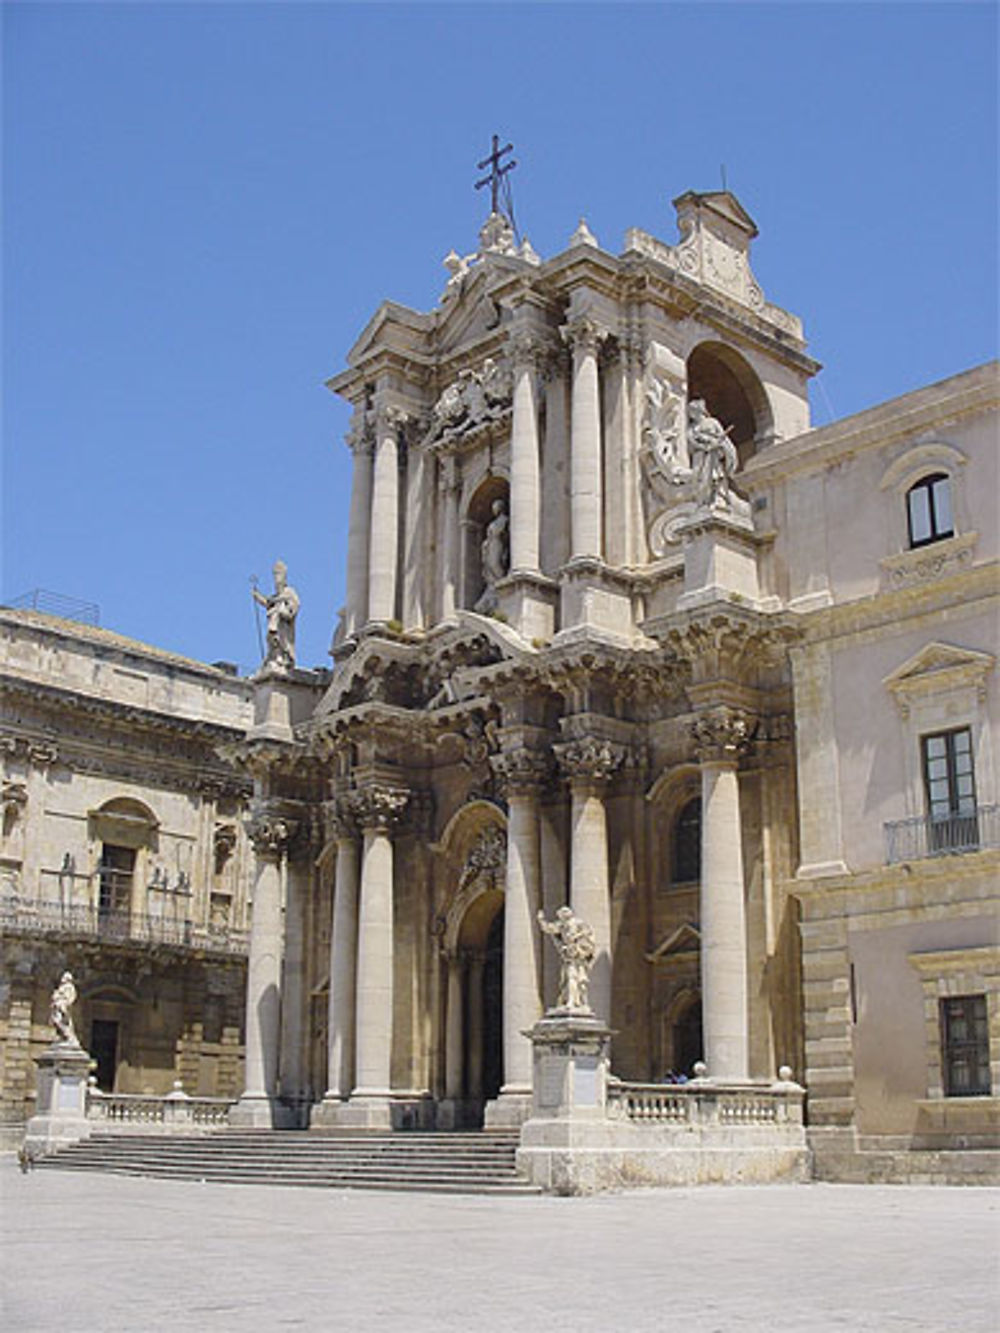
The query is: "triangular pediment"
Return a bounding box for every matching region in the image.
[646,922,701,963]
[672,189,758,238]
[884,641,995,696]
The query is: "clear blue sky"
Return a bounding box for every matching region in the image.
[4,2,997,673]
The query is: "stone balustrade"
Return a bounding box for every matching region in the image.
[605,1075,804,1128]
[87,1082,235,1133]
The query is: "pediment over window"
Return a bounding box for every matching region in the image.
[646,921,701,964]
[884,641,994,704]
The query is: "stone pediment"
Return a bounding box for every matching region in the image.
[883,641,994,702]
[646,922,701,963]
[335,300,432,378]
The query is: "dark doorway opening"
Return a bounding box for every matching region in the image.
[90,1018,119,1091]
[482,907,504,1103]
[673,1000,703,1078]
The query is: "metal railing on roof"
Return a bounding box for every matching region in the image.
[6,589,100,625]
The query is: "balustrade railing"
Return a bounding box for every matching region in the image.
[0,896,248,956]
[87,1083,234,1131]
[885,804,999,864]
[606,1077,803,1127]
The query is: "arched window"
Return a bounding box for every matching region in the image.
[907,473,954,548]
[672,796,701,883]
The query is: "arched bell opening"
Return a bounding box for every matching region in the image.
[686,341,774,468]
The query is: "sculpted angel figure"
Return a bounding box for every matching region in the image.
[687,398,739,510]
[537,907,597,1012]
[253,560,300,673]
[50,971,79,1045]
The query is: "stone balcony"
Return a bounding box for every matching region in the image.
[0,895,249,958]
[884,804,1000,865]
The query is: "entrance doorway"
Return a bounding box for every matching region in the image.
[673,1000,703,1078]
[90,1018,119,1091]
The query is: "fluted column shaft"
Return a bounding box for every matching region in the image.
[566,319,604,559]
[278,854,310,1101]
[444,954,464,1099]
[694,709,753,1082]
[368,411,401,623]
[439,456,460,619]
[344,435,374,636]
[509,338,540,573]
[503,791,543,1090]
[325,829,359,1100]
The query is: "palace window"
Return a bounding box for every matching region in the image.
[98,843,135,933]
[940,994,991,1097]
[922,727,978,852]
[907,473,954,548]
[672,797,702,883]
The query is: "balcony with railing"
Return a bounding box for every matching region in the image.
[884,804,1000,864]
[0,894,248,957]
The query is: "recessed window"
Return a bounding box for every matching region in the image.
[907,473,954,548]
[672,797,701,883]
[922,728,978,852]
[940,994,991,1096]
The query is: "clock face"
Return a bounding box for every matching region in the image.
[705,236,742,292]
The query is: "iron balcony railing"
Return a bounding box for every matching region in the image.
[884,804,1000,865]
[0,896,249,957]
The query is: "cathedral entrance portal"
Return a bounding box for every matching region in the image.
[441,882,505,1130]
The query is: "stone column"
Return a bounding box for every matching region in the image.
[444,953,464,1100]
[555,738,623,1025]
[344,426,374,637]
[278,847,312,1115]
[508,331,541,574]
[367,406,404,624]
[487,748,549,1124]
[231,808,298,1127]
[563,315,605,560]
[439,454,461,619]
[320,806,360,1106]
[467,952,485,1101]
[692,708,754,1082]
[345,783,408,1126]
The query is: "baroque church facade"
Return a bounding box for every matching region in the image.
[2,186,997,1180]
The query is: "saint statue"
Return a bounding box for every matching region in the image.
[537,907,597,1012]
[687,398,740,510]
[253,560,300,673]
[50,971,79,1045]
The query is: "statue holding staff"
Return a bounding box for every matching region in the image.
[537,907,597,1013]
[252,559,300,673]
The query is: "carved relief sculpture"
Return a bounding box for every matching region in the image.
[537,907,597,1013]
[427,359,512,446]
[252,560,300,674]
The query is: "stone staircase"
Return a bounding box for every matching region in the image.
[33,1129,541,1195]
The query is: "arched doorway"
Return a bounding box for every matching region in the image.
[480,906,504,1105]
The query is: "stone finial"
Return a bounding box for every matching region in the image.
[518,236,540,265]
[538,907,597,1012]
[570,216,598,248]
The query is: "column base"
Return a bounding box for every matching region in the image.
[309,1094,349,1128]
[484,1087,533,1129]
[229,1094,279,1129]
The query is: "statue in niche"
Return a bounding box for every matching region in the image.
[476,499,509,612]
[252,559,300,673]
[537,907,597,1013]
[49,971,80,1046]
[687,398,740,510]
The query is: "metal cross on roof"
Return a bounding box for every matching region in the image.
[475,135,516,216]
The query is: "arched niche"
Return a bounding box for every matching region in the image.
[686,341,773,467]
[462,474,509,611]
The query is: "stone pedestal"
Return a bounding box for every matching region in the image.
[496,571,558,642]
[527,1010,613,1120]
[23,1041,93,1156]
[556,558,634,642]
[675,505,769,612]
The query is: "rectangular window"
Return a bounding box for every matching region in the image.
[907,474,954,548]
[922,728,978,852]
[940,994,991,1096]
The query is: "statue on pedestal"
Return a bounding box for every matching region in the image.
[252,560,300,673]
[687,398,740,510]
[49,971,79,1046]
[537,907,597,1012]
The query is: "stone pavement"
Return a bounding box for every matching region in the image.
[1,1159,997,1332]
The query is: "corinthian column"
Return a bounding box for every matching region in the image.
[346,783,408,1125]
[319,803,360,1108]
[554,737,623,1024]
[508,331,541,575]
[231,807,298,1127]
[562,315,605,560]
[692,707,754,1082]
[344,424,374,637]
[487,748,549,1124]
[368,406,405,624]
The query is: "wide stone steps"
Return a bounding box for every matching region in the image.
[35,1130,541,1195]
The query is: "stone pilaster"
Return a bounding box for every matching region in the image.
[438,453,461,620]
[508,330,542,575]
[231,806,299,1127]
[554,737,623,1025]
[367,405,406,624]
[444,951,464,1100]
[692,707,754,1082]
[344,423,374,638]
[562,315,607,561]
[314,802,360,1118]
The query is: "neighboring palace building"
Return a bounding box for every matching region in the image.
[0,610,256,1145]
[3,185,997,1180]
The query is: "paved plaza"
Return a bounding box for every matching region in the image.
[1,1160,997,1332]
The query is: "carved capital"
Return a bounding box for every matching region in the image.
[323,796,358,844]
[245,806,300,860]
[508,329,546,374]
[347,783,409,833]
[554,737,624,787]
[490,747,551,796]
[690,707,756,763]
[560,314,607,358]
[28,742,58,768]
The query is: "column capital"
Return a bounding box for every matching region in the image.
[490,747,552,796]
[323,796,359,844]
[560,313,608,357]
[554,736,624,788]
[435,450,462,494]
[347,783,410,833]
[508,329,550,373]
[245,804,301,861]
[691,707,756,763]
